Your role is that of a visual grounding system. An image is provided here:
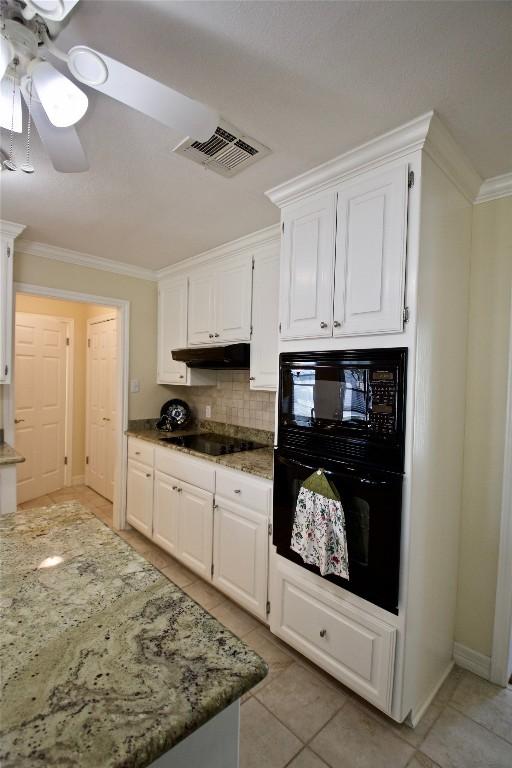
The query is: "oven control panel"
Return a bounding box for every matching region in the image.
[369,370,397,435]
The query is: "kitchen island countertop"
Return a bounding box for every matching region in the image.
[0,441,25,466]
[0,502,267,767]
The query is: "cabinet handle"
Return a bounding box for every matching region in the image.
[214,333,220,338]
[146,473,151,478]
[208,333,214,339]
[102,417,110,421]
[172,486,178,491]
[135,451,141,455]
[233,489,241,494]
[320,322,328,329]
[14,418,24,424]
[177,487,182,493]
[319,629,327,638]
[179,374,184,379]
[333,321,341,328]
[249,377,255,381]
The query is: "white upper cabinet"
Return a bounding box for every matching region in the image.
[0,222,25,384]
[188,269,216,345]
[280,192,337,339]
[334,162,409,336]
[188,253,253,345]
[250,244,280,390]
[157,276,188,384]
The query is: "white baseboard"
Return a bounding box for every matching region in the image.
[71,475,85,486]
[453,642,491,679]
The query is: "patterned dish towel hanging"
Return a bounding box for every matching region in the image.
[291,469,349,579]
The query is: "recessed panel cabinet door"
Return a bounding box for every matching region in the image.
[157,278,188,384]
[188,270,216,345]
[213,497,269,619]
[334,162,409,336]
[177,480,213,579]
[215,254,252,342]
[153,470,179,556]
[280,192,336,339]
[250,244,280,389]
[126,459,153,538]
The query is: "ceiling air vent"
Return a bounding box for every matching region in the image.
[173,121,271,177]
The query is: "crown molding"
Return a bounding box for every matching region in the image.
[266,110,482,207]
[157,223,281,280]
[475,172,512,204]
[14,239,158,282]
[0,219,26,239]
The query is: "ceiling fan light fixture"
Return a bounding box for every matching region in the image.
[0,77,22,133]
[67,46,108,86]
[24,0,79,22]
[0,36,14,81]
[30,59,88,127]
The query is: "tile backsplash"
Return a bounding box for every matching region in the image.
[160,371,276,432]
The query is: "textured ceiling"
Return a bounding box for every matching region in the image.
[2,0,511,269]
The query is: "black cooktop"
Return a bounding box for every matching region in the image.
[159,432,265,456]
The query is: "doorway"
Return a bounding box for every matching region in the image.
[4,285,129,529]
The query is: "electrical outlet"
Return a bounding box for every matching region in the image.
[205,405,212,419]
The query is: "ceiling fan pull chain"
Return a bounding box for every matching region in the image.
[3,63,18,172]
[21,78,35,174]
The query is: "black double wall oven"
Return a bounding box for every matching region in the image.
[273,348,407,614]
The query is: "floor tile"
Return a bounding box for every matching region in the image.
[352,695,443,748]
[432,666,464,706]
[182,580,226,610]
[310,700,414,768]
[239,697,302,768]
[450,671,512,744]
[407,753,442,768]
[209,599,259,638]
[421,706,512,768]
[160,561,197,588]
[140,545,177,570]
[255,662,347,741]
[19,495,54,509]
[242,626,295,693]
[287,747,330,768]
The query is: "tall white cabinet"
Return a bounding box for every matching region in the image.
[266,111,481,725]
[0,221,25,384]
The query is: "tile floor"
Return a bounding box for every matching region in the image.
[21,487,512,768]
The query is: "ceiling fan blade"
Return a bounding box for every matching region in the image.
[21,85,88,172]
[67,46,219,141]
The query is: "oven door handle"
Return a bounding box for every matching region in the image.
[278,455,398,486]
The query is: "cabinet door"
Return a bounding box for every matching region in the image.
[215,254,252,342]
[280,192,336,339]
[0,238,14,383]
[334,162,408,336]
[153,471,180,556]
[157,278,188,384]
[213,497,269,619]
[177,479,213,579]
[188,270,215,345]
[250,244,280,390]
[126,459,153,538]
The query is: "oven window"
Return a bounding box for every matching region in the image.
[286,367,370,425]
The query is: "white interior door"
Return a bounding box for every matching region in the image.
[86,314,117,501]
[15,313,69,504]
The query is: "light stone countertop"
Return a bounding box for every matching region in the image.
[126,421,274,481]
[0,442,25,466]
[0,502,267,767]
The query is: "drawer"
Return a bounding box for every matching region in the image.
[215,467,271,514]
[155,446,215,492]
[128,437,154,467]
[270,557,396,713]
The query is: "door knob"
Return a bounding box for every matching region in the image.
[102,417,111,421]
[14,418,25,424]
[333,321,341,328]
[320,322,328,329]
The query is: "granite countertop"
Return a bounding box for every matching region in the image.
[0,502,267,767]
[0,442,25,466]
[126,420,274,481]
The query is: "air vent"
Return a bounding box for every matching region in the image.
[173,120,271,177]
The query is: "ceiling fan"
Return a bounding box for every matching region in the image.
[0,0,220,172]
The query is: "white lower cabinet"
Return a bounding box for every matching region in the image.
[270,555,397,714]
[153,471,180,556]
[213,497,269,620]
[126,458,153,538]
[177,480,214,580]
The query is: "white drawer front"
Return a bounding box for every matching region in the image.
[128,437,154,467]
[155,446,215,493]
[215,467,271,514]
[271,560,396,713]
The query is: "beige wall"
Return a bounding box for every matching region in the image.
[455,196,512,657]
[14,294,115,481]
[11,251,163,420]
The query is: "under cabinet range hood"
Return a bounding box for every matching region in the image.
[172,343,250,369]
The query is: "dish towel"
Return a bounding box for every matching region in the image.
[291,469,349,579]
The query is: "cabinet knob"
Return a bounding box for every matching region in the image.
[319,629,327,638]
[209,333,214,338]
[214,333,220,338]
[179,374,184,379]
[249,376,255,381]
[135,451,141,455]
[172,486,178,491]
[177,487,182,493]
[146,473,151,478]
[333,321,341,328]
[233,489,241,494]
[320,322,328,329]
[14,418,24,424]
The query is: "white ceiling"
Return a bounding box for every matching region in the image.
[2,0,511,270]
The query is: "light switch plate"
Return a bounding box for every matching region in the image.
[130,379,140,394]
[205,405,212,418]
